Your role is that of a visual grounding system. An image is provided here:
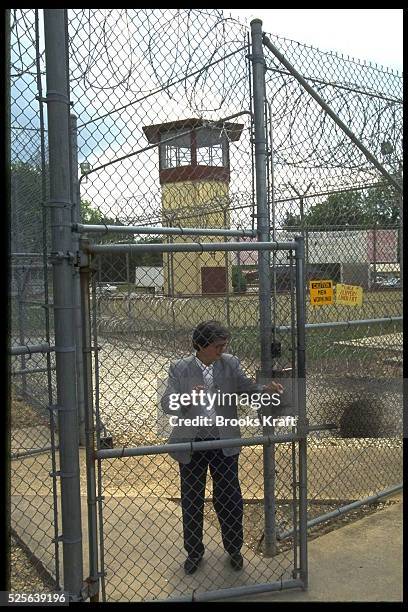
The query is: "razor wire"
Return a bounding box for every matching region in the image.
[9,7,403,602]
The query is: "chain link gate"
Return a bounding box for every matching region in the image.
[79,236,308,602]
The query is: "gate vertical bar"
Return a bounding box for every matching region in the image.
[223,207,231,328]
[250,18,276,557]
[288,250,299,575]
[90,262,107,602]
[397,167,403,289]
[79,240,100,602]
[70,114,86,446]
[13,174,27,398]
[43,9,84,600]
[295,234,308,588]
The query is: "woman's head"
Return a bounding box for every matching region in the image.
[192,320,229,363]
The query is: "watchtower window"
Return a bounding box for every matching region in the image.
[159,126,229,170]
[196,128,228,167]
[197,143,224,166]
[160,130,191,169]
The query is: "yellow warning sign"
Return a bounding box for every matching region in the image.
[309,280,333,306]
[335,283,363,307]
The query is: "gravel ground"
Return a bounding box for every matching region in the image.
[10,535,53,593]
[90,335,403,443]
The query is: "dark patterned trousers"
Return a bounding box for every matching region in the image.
[179,442,244,557]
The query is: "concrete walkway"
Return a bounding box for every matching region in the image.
[11,491,402,602]
[229,493,403,602]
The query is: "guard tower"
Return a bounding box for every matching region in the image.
[143,118,244,296]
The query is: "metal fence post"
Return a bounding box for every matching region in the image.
[295,234,308,589]
[250,18,276,557]
[79,239,100,602]
[71,114,86,446]
[5,7,11,592]
[43,9,84,600]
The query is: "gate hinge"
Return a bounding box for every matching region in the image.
[81,575,101,600]
[100,436,113,449]
[49,251,76,264]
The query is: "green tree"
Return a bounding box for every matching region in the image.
[10,162,44,252]
[81,199,106,225]
[283,184,400,231]
[363,183,400,226]
[282,211,301,229]
[304,190,366,228]
[80,200,163,281]
[232,266,247,293]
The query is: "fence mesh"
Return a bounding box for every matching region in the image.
[9,8,60,591]
[88,246,302,601]
[262,27,402,530]
[9,8,402,602]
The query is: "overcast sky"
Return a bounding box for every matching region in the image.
[226,9,403,72]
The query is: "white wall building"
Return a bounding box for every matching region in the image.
[234,229,398,265]
[134,266,164,293]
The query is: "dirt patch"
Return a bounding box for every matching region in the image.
[10,534,54,593]
[202,497,400,555]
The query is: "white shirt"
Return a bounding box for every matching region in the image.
[194,355,219,436]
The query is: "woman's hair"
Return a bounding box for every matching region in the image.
[192,320,230,350]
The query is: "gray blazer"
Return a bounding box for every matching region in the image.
[160,353,263,463]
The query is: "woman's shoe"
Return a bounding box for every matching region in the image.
[229,552,244,571]
[184,553,203,575]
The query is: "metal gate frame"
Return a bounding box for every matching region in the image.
[77,235,308,602]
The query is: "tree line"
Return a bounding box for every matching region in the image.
[283,184,400,230]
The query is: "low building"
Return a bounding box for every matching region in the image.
[135,266,164,294]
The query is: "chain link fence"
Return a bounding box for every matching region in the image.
[8,8,402,602]
[9,8,61,591]
[261,25,403,533]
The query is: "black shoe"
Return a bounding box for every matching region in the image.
[184,553,203,575]
[229,552,244,571]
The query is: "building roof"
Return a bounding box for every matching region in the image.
[142,118,244,144]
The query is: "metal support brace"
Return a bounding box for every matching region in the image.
[49,471,79,479]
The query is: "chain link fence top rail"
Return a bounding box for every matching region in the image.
[9,8,402,601]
